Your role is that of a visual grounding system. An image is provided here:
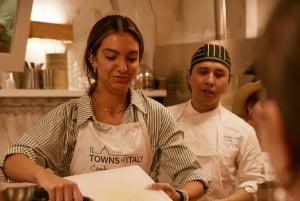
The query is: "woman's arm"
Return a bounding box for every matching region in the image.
[181,180,205,201]
[147,180,204,201]
[4,154,83,201]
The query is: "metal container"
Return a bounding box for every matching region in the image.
[22,67,41,89]
[41,68,53,89]
[134,64,154,90]
[1,183,36,201]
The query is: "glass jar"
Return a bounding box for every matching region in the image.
[133,64,154,90]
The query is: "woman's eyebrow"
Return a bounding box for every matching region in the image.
[103,49,138,55]
[128,50,139,55]
[103,48,118,54]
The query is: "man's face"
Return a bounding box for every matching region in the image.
[188,61,230,112]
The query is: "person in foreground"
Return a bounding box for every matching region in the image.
[255,0,300,200]
[0,15,209,201]
[160,43,265,201]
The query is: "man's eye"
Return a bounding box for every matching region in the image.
[214,70,226,78]
[198,70,207,74]
[215,73,224,78]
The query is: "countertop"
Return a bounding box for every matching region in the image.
[0,89,167,98]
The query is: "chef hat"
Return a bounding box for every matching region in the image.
[190,43,231,70]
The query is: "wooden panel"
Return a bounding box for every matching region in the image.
[29,21,73,41]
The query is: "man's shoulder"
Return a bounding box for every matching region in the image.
[167,101,189,117]
[221,106,254,131]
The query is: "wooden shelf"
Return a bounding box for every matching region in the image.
[29,21,73,42]
[0,89,167,98]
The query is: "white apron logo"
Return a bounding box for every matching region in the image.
[89,146,144,171]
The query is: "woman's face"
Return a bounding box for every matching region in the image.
[249,101,264,119]
[90,32,140,94]
[259,100,290,179]
[247,98,265,146]
[188,61,230,112]
[247,91,265,129]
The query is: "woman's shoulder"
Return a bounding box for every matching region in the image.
[40,97,81,124]
[132,90,166,109]
[222,106,248,123]
[51,98,80,113]
[132,90,174,119]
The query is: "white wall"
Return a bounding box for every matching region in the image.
[25,0,278,89]
[27,0,158,71]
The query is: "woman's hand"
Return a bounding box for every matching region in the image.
[146,183,181,201]
[36,170,83,201]
[3,154,83,201]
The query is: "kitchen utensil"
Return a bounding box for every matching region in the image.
[40,68,52,89]
[0,182,36,201]
[22,66,41,89]
[33,186,92,201]
[0,183,93,201]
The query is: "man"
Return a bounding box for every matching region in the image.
[159,44,265,201]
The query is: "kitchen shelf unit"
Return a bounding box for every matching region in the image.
[0,89,167,98]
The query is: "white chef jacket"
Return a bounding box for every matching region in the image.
[160,100,264,200]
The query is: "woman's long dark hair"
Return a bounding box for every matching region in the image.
[257,0,300,181]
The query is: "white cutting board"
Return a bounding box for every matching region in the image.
[66,166,172,201]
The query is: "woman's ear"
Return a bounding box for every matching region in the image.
[88,52,96,67]
[263,101,292,178]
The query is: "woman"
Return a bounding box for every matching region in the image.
[256,0,300,200]
[233,81,265,143]
[0,15,209,201]
[233,81,277,182]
